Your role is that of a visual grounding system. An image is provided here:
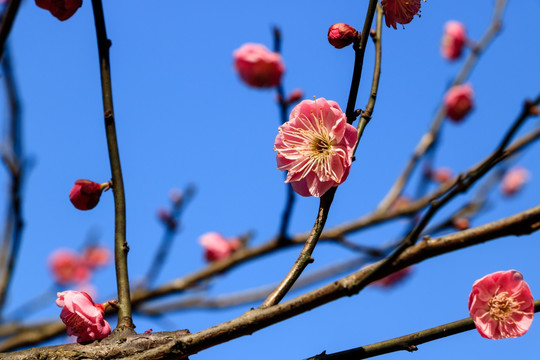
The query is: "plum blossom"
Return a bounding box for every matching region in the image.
[468,270,534,339]
[441,21,467,60]
[233,43,284,88]
[444,84,474,122]
[500,167,530,196]
[327,23,357,49]
[274,98,357,197]
[381,0,425,29]
[56,291,111,343]
[81,245,111,270]
[35,0,82,21]
[69,179,109,211]
[199,232,242,262]
[49,249,90,285]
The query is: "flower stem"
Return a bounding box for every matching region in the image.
[90,0,133,330]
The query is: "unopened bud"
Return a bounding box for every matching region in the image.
[287,89,304,104]
[69,179,108,211]
[328,23,357,49]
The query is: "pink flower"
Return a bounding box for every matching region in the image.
[233,43,284,88]
[429,166,453,183]
[500,167,530,197]
[69,179,108,211]
[35,0,82,21]
[49,249,90,285]
[199,232,242,262]
[56,291,111,343]
[441,21,467,60]
[452,217,470,230]
[327,23,357,49]
[274,98,357,197]
[468,270,534,339]
[444,84,474,122]
[373,267,413,288]
[81,245,111,269]
[381,0,423,29]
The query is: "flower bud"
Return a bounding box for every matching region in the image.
[444,84,474,122]
[500,166,530,196]
[286,89,304,104]
[441,21,467,61]
[233,43,284,88]
[327,23,357,49]
[69,179,108,211]
[35,0,82,21]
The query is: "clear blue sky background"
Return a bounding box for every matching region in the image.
[1,0,540,359]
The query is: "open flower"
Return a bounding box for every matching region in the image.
[49,249,90,285]
[274,98,357,197]
[444,84,474,122]
[233,43,284,88]
[35,0,82,21]
[468,270,534,339]
[69,179,109,211]
[199,232,242,262]
[441,21,467,61]
[381,0,424,29]
[56,291,111,343]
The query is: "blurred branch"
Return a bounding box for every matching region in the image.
[377,0,508,212]
[90,0,134,331]
[4,202,540,358]
[0,0,21,61]
[142,185,196,288]
[305,299,540,360]
[0,46,24,318]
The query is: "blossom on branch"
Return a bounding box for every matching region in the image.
[441,21,467,61]
[49,249,90,285]
[327,23,357,49]
[81,245,111,270]
[444,83,474,122]
[381,0,425,29]
[274,98,357,197]
[69,179,109,211]
[56,291,111,343]
[233,43,284,88]
[468,270,534,339]
[35,0,82,21]
[199,232,242,263]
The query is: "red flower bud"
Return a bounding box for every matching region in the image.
[327,23,357,49]
[69,179,107,211]
[35,0,82,21]
[444,84,474,122]
[286,89,304,104]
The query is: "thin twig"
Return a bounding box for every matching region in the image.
[376,0,508,212]
[90,0,134,331]
[0,0,21,61]
[0,47,24,318]
[305,300,540,360]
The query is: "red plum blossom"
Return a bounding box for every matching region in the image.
[327,23,357,49]
[233,43,284,88]
[69,179,108,211]
[500,167,530,196]
[56,290,111,343]
[274,98,357,197]
[49,249,90,285]
[381,0,424,29]
[441,21,467,60]
[199,232,242,263]
[468,270,534,339]
[35,0,82,21]
[444,84,474,122]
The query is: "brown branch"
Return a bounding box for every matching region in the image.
[376,0,508,212]
[4,203,540,359]
[305,299,540,360]
[90,0,134,331]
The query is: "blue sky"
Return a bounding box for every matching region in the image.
[1,0,540,359]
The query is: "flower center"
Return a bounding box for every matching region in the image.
[311,135,332,155]
[488,291,522,322]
